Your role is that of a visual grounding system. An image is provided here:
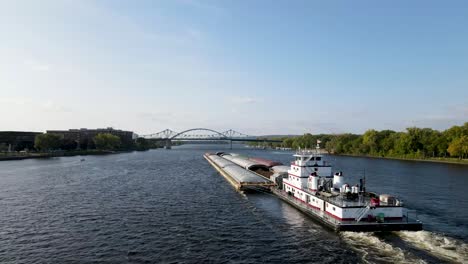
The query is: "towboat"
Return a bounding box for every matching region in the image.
[204,142,423,232]
[270,143,423,231]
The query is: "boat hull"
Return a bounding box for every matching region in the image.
[272,188,423,232]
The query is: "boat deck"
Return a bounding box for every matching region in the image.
[323,194,400,208]
[273,189,422,232]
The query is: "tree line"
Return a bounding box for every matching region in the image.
[251,122,468,160]
[35,133,123,151]
[34,133,159,152]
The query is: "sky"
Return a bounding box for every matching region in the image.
[0,0,467,136]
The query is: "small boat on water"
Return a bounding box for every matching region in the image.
[204,142,423,232]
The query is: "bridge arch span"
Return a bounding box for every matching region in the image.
[170,128,228,140]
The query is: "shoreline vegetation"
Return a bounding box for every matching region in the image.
[0,132,161,162]
[0,149,137,161]
[250,122,468,165]
[334,153,468,165]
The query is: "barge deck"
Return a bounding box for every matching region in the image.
[204,154,275,191]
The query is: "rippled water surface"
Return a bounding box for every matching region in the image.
[1,145,467,263]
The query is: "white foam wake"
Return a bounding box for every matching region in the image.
[341,232,426,264]
[396,231,468,263]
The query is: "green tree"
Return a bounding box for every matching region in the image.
[322,134,358,154]
[419,129,440,157]
[60,138,78,150]
[444,123,468,142]
[378,130,396,155]
[325,136,339,154]
[93,133,121,150]
[391,132,409,155]
[283,138,294,148]
[253,122,468,160]
[349,136,364,155]
[135,137,149,150]
[435,135,449,157]
[405,127,424,155]
[447,136,468,159]
[362,129,379,155]
[35,133,62,151]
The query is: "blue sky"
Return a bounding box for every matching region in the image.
[0,0,467,135]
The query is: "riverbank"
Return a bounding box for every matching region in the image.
[334,153,468,165]
[0,150,136,161]
[254,147,468,165]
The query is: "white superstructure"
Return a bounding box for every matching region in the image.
[281,142,404,222]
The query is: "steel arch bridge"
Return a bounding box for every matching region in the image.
[142,128,254,140]
[141,128,281,149]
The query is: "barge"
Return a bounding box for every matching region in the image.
[204,152,275,191]
[204,143,423,232]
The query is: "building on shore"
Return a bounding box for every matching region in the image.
[0,131,42,151]
[46,128,135,149]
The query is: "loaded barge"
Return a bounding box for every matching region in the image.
[204,144,423,232]
[204,153,275,191]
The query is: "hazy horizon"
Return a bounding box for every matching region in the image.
[1,1,467,135]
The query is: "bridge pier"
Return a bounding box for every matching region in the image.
[165,139,172,149]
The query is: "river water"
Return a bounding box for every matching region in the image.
[0,144,467,263]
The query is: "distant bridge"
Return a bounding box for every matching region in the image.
[141,128,282,149]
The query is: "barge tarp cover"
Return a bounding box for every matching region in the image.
[222,155,269,170]
[223,165,271,184]
[207,155,271,184]
[209,155,235,168]
[249,157,283,167]
[271,165,290,174]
